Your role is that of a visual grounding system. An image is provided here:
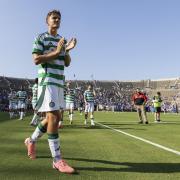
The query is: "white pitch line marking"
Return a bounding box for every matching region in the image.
[95,121,180,156]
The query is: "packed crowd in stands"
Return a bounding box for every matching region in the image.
[0,76,32,111]
[0,76,180,113]
[0,89,9,111]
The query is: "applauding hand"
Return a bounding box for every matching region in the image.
[66,38,77,51]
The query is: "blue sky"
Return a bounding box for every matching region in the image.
[0,0,180,80]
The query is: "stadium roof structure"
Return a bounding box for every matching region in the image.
[150,77,180,81]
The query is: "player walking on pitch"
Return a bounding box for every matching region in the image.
[8,91,17,119]
[65,82,75,124]
[17,87,27,120]
[24,10,77,174]
[30,78,40,126]
[84,84,96,126]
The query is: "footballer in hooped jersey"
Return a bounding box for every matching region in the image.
[17,86,28,120]
[24,9,77,174]
[84,84,96,126]
[65,82,76,124]
[8,90,18,119]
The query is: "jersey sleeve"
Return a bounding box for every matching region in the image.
[32,35,44,55]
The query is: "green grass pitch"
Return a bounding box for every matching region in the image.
[0,111,180,180]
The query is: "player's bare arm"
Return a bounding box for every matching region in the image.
[64,38,77,67]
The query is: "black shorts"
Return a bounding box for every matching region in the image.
[154,107,161,113]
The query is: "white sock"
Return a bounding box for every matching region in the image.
[70,113,73,121]
[31,113,39,123]
[48,138,61,162]
[31,126,44,142]
[20,112,24,119]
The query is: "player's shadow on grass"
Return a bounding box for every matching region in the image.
[65,157,180,173]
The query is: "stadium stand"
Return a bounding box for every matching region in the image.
[1,76,180,112]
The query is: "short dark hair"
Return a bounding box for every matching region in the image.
[157,91,161,96]
[46,10,61,23]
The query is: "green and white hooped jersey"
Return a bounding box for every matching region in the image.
[32,83,38,105]
[65,88,75,103]
[8,93,18,105]
[84,90,94,103]
[32,32,65,88]
[17,91,27,103]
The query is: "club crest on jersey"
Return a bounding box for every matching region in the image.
[49,101,55,108]
[48,42,54,46]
